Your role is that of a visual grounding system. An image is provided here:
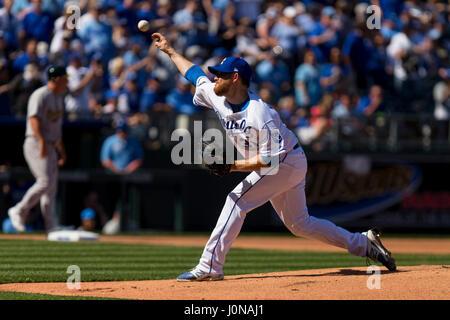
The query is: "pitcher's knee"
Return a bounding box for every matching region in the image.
[288,215,313,237]
[225,193,249,217]
[35,179,51,194]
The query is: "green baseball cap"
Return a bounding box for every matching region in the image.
[47,65,67,80]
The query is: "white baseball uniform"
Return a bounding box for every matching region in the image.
[192,75,368,275]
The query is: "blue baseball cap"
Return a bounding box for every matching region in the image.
[81,208,96,220]
[114,120,129,132]
[208,56,252,82]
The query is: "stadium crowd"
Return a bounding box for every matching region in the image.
[0,0,449,150]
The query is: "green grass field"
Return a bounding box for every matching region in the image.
[1,238,449,300]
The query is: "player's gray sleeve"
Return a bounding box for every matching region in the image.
[192,76,215,109]
[27,90,44,119]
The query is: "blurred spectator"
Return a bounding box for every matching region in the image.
[319,47,349,94]
[366,32,391,88]
[331,93,353,119]
[295,94,334,149]
[117,0,138,34]
[78,190,108,232]
[103,89,127,122]
[119,73,140,114]
[136,0,158,24]
[202,0,235,36]
[294,49,322,108]
[108,56,127,91]
[65,54,104,118]
[310,94,334,128]
[100,121,143,175]
[49,31,74,66]
[269,6,302,64]
[12,38,46,75]
[255,52,291,98]
[294,2,315,35]
[355,85,385,117]
[112,18,131,52]
[0,62,42,118]
[202,47,229,76]
[341,23,372,93]
[173,0,201,49]
[0,58,11,116]
[278,95,299,130]
[19,0,55,44]
[11,0,31,19]
[77,2,114,62]
[100,121,143,233]
[233,0,263,25]
[308,6,339,64]
[386,23,413,90]
[49,2,77,55]
[166,75,197,115]
[255,5,279,51]
[433,68,450,121]
[0,0,20,49]
[234,17,267,65]
[139,73,167,113]
[78,208,96,231]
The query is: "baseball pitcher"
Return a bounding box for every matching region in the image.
[151,33,396,281]
[8,66,68,233]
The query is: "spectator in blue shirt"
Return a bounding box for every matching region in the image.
[117,0,138,34]
[139,74,166,113]
[120,74,140,114]
[341,23,372,92]
[77,4,114,63]
[0,0,20,49]
[166,76,197,115]
[11,0,30,18]
[173,0,202,48]
[269,6,302,62]
[19,0,55,44]
[319,47,350,93]
[307,6,339,64]
[294,49,322,108]
[355,85,385,117]
[100,120,143,233]
[12,38,46,75]
[100,121,143,174]
[255,53,291,98]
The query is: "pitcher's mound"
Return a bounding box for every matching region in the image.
[0,265,448,300]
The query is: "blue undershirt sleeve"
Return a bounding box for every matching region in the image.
[184,65,207,86]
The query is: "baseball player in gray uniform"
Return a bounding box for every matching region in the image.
[8,66,68,233]
[151,33,396,281]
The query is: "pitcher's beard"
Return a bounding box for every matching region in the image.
[214,81,232,96]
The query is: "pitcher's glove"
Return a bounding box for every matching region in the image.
[202,140,233,177]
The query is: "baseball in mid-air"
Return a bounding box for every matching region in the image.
[138,20,150,32]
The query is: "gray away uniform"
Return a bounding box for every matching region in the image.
[12,86,64,231]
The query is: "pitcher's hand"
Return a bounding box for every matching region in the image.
[152,33,172,54]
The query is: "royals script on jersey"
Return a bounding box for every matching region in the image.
[193,76,300,159]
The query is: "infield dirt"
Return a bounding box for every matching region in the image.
[0,234,449,300]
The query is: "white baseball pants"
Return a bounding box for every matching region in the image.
[197,148,368,275]
[11,137,59,231]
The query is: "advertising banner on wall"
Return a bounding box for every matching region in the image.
[306,155,450,230]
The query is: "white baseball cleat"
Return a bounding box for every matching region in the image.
[364,228,397,271]
[177,268,224,282]
[8,207,25,233]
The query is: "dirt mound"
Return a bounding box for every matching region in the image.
[0,265,449,300]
